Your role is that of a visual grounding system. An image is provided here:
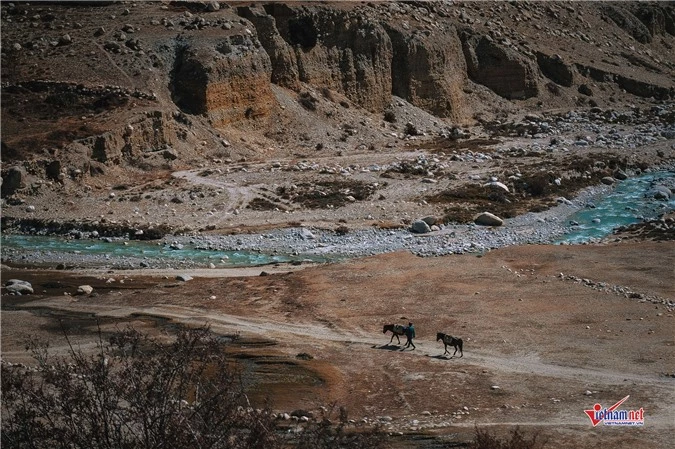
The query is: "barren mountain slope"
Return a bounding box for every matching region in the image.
[2,1,674,234]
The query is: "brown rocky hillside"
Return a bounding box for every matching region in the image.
[1,1,674,232]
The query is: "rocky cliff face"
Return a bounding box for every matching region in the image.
[163,2,470,130]
[1,1,674,182]
[240,4,395,113]
[460,30,538,100]
[385,23,466,120]
[158,1,675,129]
[171,33,277,126]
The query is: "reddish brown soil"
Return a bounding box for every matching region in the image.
[2,241,673,448]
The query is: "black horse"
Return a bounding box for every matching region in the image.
[383,324,406,345]
[436,332,463,357]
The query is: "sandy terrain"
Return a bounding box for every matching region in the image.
[2,241,673,448]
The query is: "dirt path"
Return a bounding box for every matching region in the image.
[172,170,259,213]
[18,298,674,390]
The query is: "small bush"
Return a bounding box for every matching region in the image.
[45,92,80,107]
[517,173,551,196]
[335,225,349,235]
[470,426,547,449]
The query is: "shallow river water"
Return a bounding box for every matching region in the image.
[558,170,674,243]
[2,171,673,268]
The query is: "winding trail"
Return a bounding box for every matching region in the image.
[20,300,674,389]
[172,170,257,213]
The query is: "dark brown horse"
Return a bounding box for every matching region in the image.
[383,324,406,345]
[436,332,463,357]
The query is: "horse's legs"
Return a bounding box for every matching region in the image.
[389,333,394,344]
[443,344,449,355]
[396,334,401,345]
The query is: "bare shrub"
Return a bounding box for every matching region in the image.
[2,326,282,449]
[2,327,387,449]
[295,405,388,449]
[470,426,547,449]
[335,225,349,235]
[516,173,551,196]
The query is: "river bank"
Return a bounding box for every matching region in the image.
[2,169,673,271]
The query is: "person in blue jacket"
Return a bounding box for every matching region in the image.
[404,322,416,350]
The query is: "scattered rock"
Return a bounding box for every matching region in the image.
[5,279,34,295]
[484,181,510,193]
[206,1,220,12]
[474,212,503,226]
[411,219,432,234]
[1,166,26,196]
[421,216,438,226]
[614,169,628,180]
[76,285,94,295]
[652,185,671,200]
[578,84,593,96]
[58,34,72,46]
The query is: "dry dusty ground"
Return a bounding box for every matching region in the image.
[2,241,674,448]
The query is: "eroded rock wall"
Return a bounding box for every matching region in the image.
[171,33,277,126]
[239,4,468,119]
[83,111,184,165]
[460,30,539,100]
[385,25,466,120]
[241,4,394,113]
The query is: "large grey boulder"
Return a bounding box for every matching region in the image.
[411,219,432,234]
[474,212,503,226]
[5,279,34,295]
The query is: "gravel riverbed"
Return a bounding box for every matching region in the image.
[0,184,613,270]
[3,168,673,271]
